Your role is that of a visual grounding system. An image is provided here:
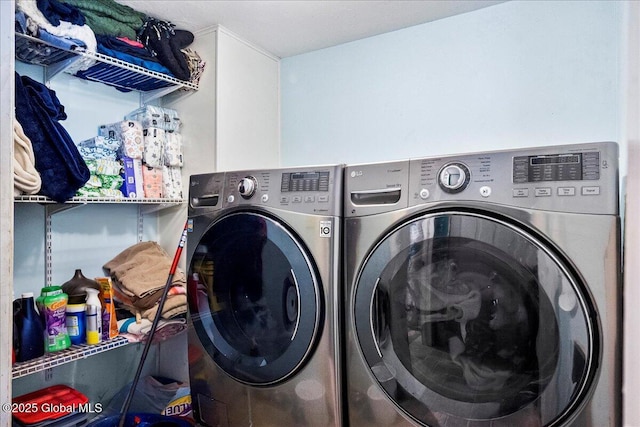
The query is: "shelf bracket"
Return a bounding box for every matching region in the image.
[45,55,84,82]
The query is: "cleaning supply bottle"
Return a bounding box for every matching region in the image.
[65,303,86,345]
[17,292,45,362]
[85,288,102,345]
[40,286,71,352]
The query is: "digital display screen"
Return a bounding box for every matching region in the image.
[291,172,320,180]
[281,171,330,192]
[530,155,580,165]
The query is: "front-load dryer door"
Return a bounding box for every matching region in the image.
[354,211,597,426]
[188,211,321,386]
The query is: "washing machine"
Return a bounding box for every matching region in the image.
[186,165,343,426]
[343,142,621,426]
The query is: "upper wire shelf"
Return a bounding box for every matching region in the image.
[15,32,198,101]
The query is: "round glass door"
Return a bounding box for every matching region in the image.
[188,211,321,385]
[354,211,597,426]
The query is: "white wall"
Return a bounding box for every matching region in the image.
[280,0,624,174]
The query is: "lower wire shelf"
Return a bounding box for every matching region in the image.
[12,336,130,379]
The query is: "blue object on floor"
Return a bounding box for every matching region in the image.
[87,413,192,427]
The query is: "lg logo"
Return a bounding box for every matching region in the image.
[320,220,332,238]
[350,170,363,178]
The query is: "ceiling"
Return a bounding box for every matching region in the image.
[117,0,505,58]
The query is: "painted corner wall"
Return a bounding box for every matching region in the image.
[280,0,624,175]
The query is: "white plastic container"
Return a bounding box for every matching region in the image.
[85,288,102,345]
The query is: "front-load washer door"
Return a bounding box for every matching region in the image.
[188,211,321,386]
[354,211,597,426]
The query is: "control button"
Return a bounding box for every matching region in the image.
[582,186,601,196]
[534,188,552,197]
[318,195,329,203]
[513,188,529,198]
[419,189,430,200]
[304,195,315,203]
[280,196,289,204]
[227,195,235,203]
[261,194,269,203]
[479,186,491,198]
[557,187,576,196]
[292,196,302,203]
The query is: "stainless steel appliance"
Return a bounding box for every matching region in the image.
[343,142,621,426]
[186,166,343,426]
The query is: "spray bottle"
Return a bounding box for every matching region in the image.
[85,288,102,345]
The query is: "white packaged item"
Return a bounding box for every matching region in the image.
[164,132,183,167]
[99,120,144,159]
[126,106,181,132]
[142,165,164,198]
[143,127,166,168]
[162,166,183,199]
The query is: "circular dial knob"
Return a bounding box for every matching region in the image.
[238,176,258,199]
[438,162,470,193]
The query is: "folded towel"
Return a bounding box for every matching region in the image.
[13,118,42,196]
[103,241,186,299]
[142,294,187,321]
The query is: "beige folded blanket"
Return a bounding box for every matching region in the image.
[103,241,186,299]
[14,119,41,196]
[142,294,187,320]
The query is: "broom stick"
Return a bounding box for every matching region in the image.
[118,221,189,427]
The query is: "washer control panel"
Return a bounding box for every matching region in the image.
[406,142,618,215]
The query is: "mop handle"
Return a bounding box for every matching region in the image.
[118,221,189,427]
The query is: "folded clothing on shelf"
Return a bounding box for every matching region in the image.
[117,316,187,343]
[62,0,146,40]
[103,241,187,320]
[13,118,42,197]
[16,0,97,71]
[15,73,90,202]
[138,17,194,81]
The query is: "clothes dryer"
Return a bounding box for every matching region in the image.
[186,166,343,426]
[344,142,620,426]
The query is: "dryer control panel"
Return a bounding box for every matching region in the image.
[224,165,343,216]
